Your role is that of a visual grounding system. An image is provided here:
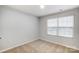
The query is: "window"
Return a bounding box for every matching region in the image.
[47,15,74,37]
[48,18,57,35]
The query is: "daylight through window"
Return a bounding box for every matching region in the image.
[47,15,74,37]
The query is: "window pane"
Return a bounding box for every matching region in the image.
[48,18,57,27]
[48,27,57,35]
[59,16,74,27]
[58,27,73,37]
[48,18,57,35]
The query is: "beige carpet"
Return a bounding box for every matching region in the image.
[4,39,78,53]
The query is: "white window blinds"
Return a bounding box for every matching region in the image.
[47,15,74,37]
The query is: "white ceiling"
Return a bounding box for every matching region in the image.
[8,5,79,17]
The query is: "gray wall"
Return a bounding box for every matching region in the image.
[40,8,79,49]
[0,6,39,51]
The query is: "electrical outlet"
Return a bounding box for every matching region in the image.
[0,37,2,39]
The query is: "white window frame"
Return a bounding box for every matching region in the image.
[47,15,74,38]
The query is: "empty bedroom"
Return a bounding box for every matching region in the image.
[0,5,79,53]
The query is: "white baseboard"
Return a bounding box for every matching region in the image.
[41,38,79,50]
[0,38,38,53]
[1,38,79,53]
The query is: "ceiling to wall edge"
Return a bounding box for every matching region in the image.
[1,6,79,19]
[39,7,79,18]
[6,6,40,19]
[4,6,39,18]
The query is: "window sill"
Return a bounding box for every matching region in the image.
[47,34,74,39]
